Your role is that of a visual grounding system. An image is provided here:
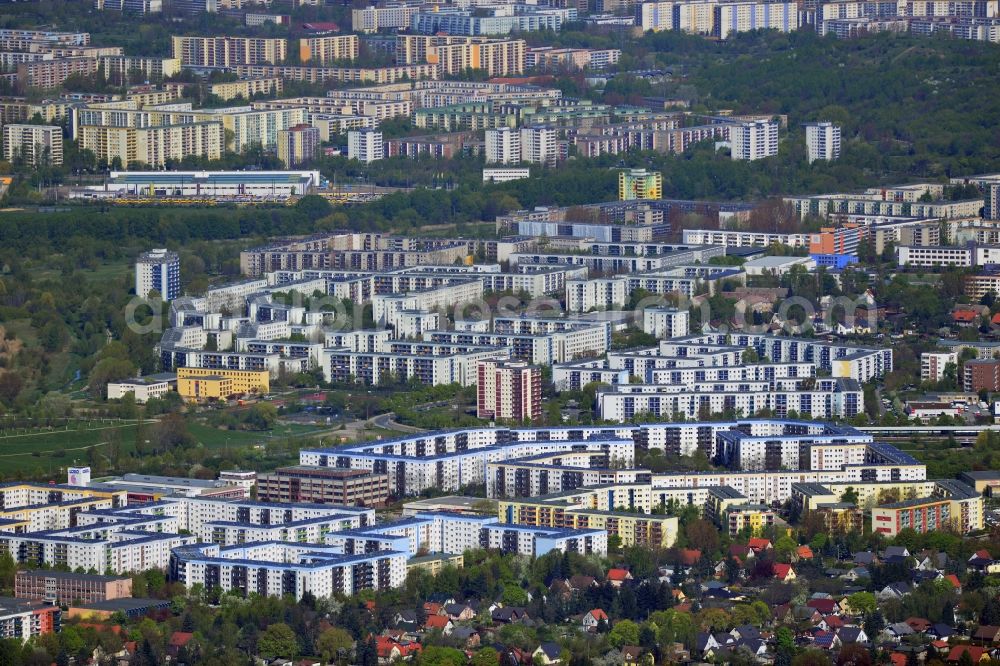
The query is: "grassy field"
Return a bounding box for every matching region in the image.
[0,420,139,477]
[187,421,322,449]
[33,255,132,284]
[0,415,387,479]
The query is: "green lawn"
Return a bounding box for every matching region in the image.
[0,421,139,478]
[33,256,131,284]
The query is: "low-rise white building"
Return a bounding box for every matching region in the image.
[742,255,817,276]
[483,167,530,183]
[106,374,175,403]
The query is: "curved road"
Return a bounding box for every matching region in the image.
[369,412,425,433]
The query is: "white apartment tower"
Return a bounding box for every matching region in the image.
[519,126,559,167]
[804,122,841,163]
[348,128,384,164]
[485,127,521,165]
[731,120,779,161]
[642,307,690,339]
[135,248,181,301]
[2,124,63,167]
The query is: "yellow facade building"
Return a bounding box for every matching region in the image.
[176,367,269,399]
[209,77,283,102]
[406,553,464,576]
[395,35,525,77]
[725,505,776,537]
[498,499,678,549]
[177,374,233,401]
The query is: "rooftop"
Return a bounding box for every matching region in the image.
[17,569,130,583]
[877,496,950,510]
[402,496,492,511]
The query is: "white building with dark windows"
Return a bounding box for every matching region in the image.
[520,126,559,167]
[485,127,521,164]
[731,119,779,161]
[348,128,384,163]
[2,124,63,166]
[135,248,180,300]
[805,122,841,163]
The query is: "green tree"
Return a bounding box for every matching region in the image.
[840,487,859,504]
[472,647,500,666]
[317,627,353,664]
[609,619,640,647]
[846,592,877,616]
[501,583,529,606]
[0,551,14,595]
[420,646,467,666]
[773,536,797,563]
[294,194,333,220]
[244,403,277,431]
[257,623,299,660]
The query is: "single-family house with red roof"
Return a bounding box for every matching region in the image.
[168,632,194,658]
[582,609,608,631]
[773,563,795,582]
[677,549,702,567]
[947,646,989,663]
[606,569,632,587]
[807,599,837,615]
[424,615,453,635]
[376,636,422,663]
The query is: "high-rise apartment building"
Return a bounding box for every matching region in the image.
[921,351,958,383]
[352,4,423,32]
[135,248,180,300]
[97,55,181,82]
[77,122,225,168]
[94,0,162,12]
[731,119,779,161]
[804,122,841,163]
[395,35,526,77]
[713,1,798,38]
[298,35,360,65]
[277,124,319,167]
[485,127,521,164]
[17,57,98,89]
[619,169,662,200]
[639,1,676,31]
[2,124,63,166]
[519,126,558,167]
[963,359,1000,392]
[170,36,288,67]
[348,128,384,163]
[477,360,542,423]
